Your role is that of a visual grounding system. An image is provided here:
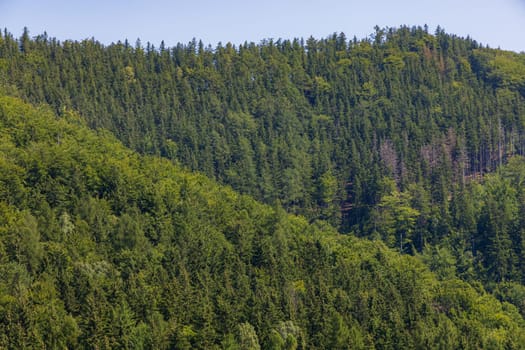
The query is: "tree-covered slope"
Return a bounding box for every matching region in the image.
[1,95,525,348]
[1,26,524,231]
[2,25,525,291]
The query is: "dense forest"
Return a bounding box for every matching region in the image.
[1,25,525,348]
[1,94,525,349]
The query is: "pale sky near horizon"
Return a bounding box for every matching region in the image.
[1,0,524,52]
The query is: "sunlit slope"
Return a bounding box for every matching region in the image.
[1,96,525,348]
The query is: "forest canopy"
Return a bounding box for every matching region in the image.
[1,94,525,348]
[1,25,525,348]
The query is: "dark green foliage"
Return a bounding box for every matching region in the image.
[2,26,524,230]
[1,95,525,348]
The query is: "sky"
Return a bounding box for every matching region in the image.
[1,0,524,52]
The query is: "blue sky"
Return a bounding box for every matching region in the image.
[1,0,524,52]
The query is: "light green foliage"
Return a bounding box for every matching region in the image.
[374,183,420,252]
[237,323,260,350]
[313,76,331,93]
[473,49,525,92]
[383,54,405,69]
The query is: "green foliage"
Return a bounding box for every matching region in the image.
[237,322,261,350]
[473,49,525,94]
[0,95,524,348]
[1,25,525,348]
[2,26,524,231]
[372,182,420,252]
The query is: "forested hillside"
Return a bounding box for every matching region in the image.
[1,25,525,348]
[1,26,524,226]
[1,25,525,287]
[1,94,525,349]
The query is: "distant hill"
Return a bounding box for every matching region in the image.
[1,26,524,230]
